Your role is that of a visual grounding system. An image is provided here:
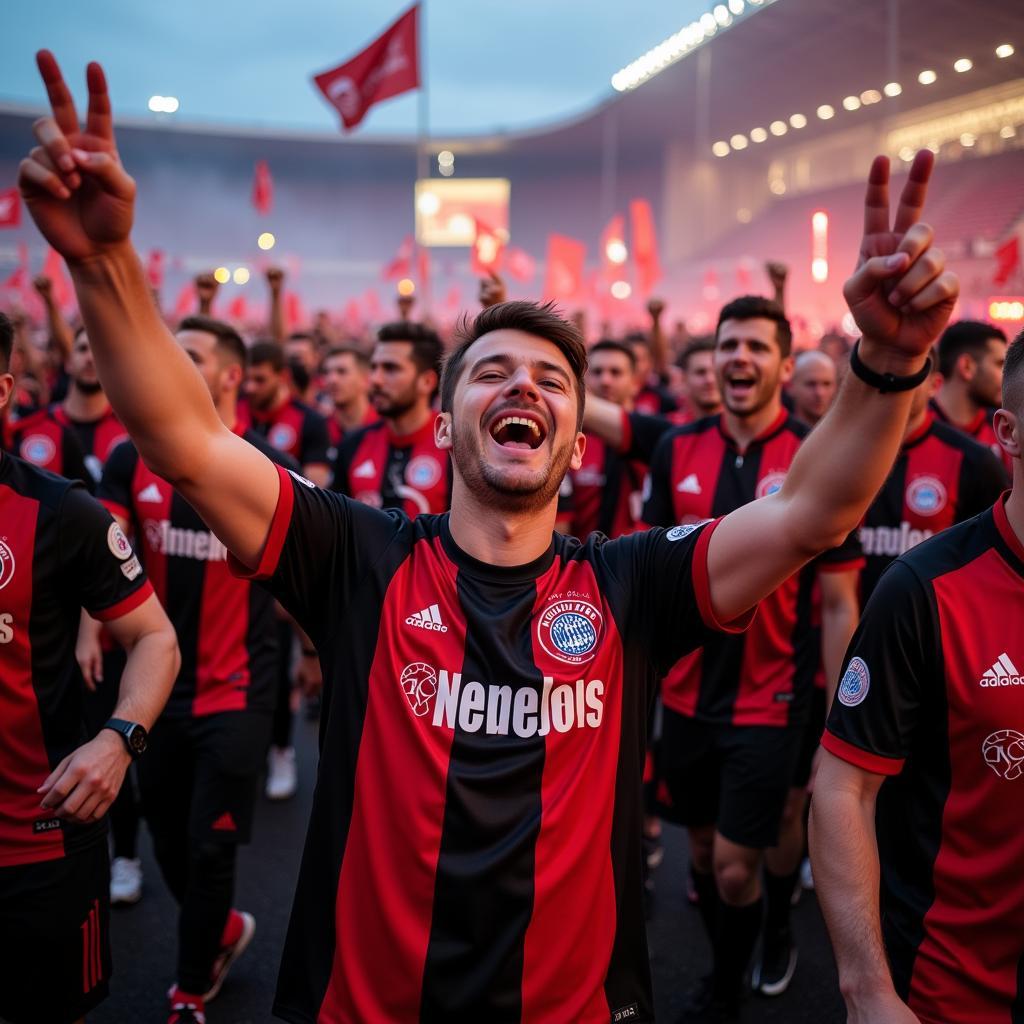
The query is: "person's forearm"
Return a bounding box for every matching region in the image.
[43,294,73,359]
[112,626,179,729]
[809,784,896,1008]
[582,393,626,449]
[649,314,667,376]
[781,339,925,554]
[269,286,285,343]
[68,243,226,483]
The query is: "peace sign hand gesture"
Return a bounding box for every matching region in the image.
[18,51,135,264]
[843,151,958,366]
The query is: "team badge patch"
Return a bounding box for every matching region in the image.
[0,539,14,590]
[756,471,787,499]
[666,519,712,542]
[982,729,1024,780]
[537,600,603,665]
[905,475,947,517]
[837,656,871,707]
[406,455,442,490]
[20,434,56,466]
[107,522,133,560]
[401,661,438,718]
[269,423,297,453]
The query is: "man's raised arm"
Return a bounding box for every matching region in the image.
[18,52,279,569]
[705,151,958,624]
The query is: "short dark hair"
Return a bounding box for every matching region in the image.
[440,301,588,428]
[716,295,792,357]
[322,345,369,372]
[376,322,444,378]
[588,339,636,370]
[0,311,12,373]
[177,315,247,368]
[677,335,716,371]
[1002,328,1024,413]
[247,340,286,372]
[937,320,1007,378]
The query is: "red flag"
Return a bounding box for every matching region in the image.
[600,214,626,275]
[363,288,383,321]
[227,295,249,322]
[630,199,662,294]
[543,235,586,303]
[505,247,536,283]
[443,285,462,314]
[145,249,165,290]
[313,5,420,132]
[471,219,505,276]
[994,236,1020,287]
[416,245,431,291]
[383,235,414,280]
[284,291,306,331]
[252,160,274,215]
[342,299,363,335]
[173,282,196,320]
[42,248,74,312]
[0,188,20,229]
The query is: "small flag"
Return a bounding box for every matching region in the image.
[252,160,274,215]
[0,188,21,229]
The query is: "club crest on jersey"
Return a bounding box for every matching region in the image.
[667,519,712,542]
[269,423,297,453]
[406,455,442,490]
[537,599,603,665]
[20,434,56,466]
[837,656,870,707]
[905,475,947,517]
[0,539,14,590]
[107,522,133,560]
[756,471,787,499]
[982,729,1024,780]
[400,661,439,717]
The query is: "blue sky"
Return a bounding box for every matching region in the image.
[4,2,709,136]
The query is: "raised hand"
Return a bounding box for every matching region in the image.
[843,151,958,363]
[265,266,285,293]
[479,271,506,309]
[18,51,136,263]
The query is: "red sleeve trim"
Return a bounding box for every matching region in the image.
[99,499,131,522]
[91,581,154,622]
[818,558,865,575]
[617,409,633,455]
[821,731,904,776]
[693,518,758,635]
[228,464,295,581]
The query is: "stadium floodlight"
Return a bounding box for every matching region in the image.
[730,133,749,150]
[861,89,882,105]
[233,267,250,285]
[750,126,768,143]
[213,267,230,284]
[769,120,787,136]
[148,95,179,113]
[884,82,902,97]
[606,239,628,264]
[953,58,973,73]
[712,140,731,157]
[960,132,976,147]
[257,232,276,250]
[713,4,732,27]
[843,95,861,111]
[610,280,632,300]
[789,113,807,129]
[898,146,915,162]
[817,104,835,120]
[1000,125,1017,139]
[728,0,745,13]
[918,69,937,85]
[996,44,1015,59]
[397,278,416,297]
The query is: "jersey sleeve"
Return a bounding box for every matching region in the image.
[822,560,938,775]
[58,484,152,621]
[230,464,406,643]
[640,430,676,527]
[817,526,865,573]
[300,408,331,468]
[958,444,1009,520]
[96,440,137,522]
[624,411,674,464]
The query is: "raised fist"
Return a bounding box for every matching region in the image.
[33,275,53,297]
[646,298,665,319]
[266,267,285,292]
[194,273,219,302]
[479,272,506,309]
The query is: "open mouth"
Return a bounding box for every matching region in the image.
[727,375,756,397]
[488,413,547,450]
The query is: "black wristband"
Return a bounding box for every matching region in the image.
[849,340,933,393]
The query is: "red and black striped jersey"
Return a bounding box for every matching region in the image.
[325,405,378,450]
[0,454,153,867]
[331,418,451,518]
[234,467,753,1023]
[3,406,91,488]
[824,497,1024,1024]
[929,397,1012,474]
[98,428,297,718]
[561,432,646,539]
[240,396,332,470]
[50,404,128,486]
[643,409,862,726]
[634,383,678,416]
[859,412,1007,600]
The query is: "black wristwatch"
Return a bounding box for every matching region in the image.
[103,718,148,759]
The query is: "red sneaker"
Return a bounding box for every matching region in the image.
[203,909,255,1002]
[168,986,206,1023]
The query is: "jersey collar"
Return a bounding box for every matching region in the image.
[439,515,556,583]
[386,415,436,449]
[715,406,789,451]
[902,411,935,450]
[930,397,987,436]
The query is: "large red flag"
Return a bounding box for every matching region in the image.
[416,245,431,292]
[0,188,20,229]
[630,199,662,295]
[505,247,536,283]
[471,219,505,276]
[600,214,626,275]
[313,5,420,132]
[543,235,586,303]
[252,160,274,215]
[993,235,1020,287]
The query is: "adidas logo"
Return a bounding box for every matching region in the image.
[137,482,164,503]
[677,473,702,494]
[352,459,376,479]
[980,653,1023,687]
[211,811,238,832]
[406,604,448,633]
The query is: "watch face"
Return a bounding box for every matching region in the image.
[128,725,148,755]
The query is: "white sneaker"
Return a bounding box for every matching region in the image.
[110,856,143,905]
[800,856,814,891]
[265,746,297,801]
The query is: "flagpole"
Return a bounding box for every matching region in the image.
[416,0,432,315]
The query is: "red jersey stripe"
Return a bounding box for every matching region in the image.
[91,582,153,622]
[821,731,904,776]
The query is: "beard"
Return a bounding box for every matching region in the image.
[371,390,417,420]
[451,419,575,514]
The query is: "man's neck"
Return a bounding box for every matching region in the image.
[722,396,783,452]
[902,409,928,443]
[1004,479,1024,550]
[388,403,432,437]
[335,396,369,432]
[62,387,110,422]
[448,480,557,566]
[934,382,979,427]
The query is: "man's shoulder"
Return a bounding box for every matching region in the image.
[243,428,302,472]
[929,418,994,458]
[895,507,998,586]
[289,397,329,425]
[0,451,79,510]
